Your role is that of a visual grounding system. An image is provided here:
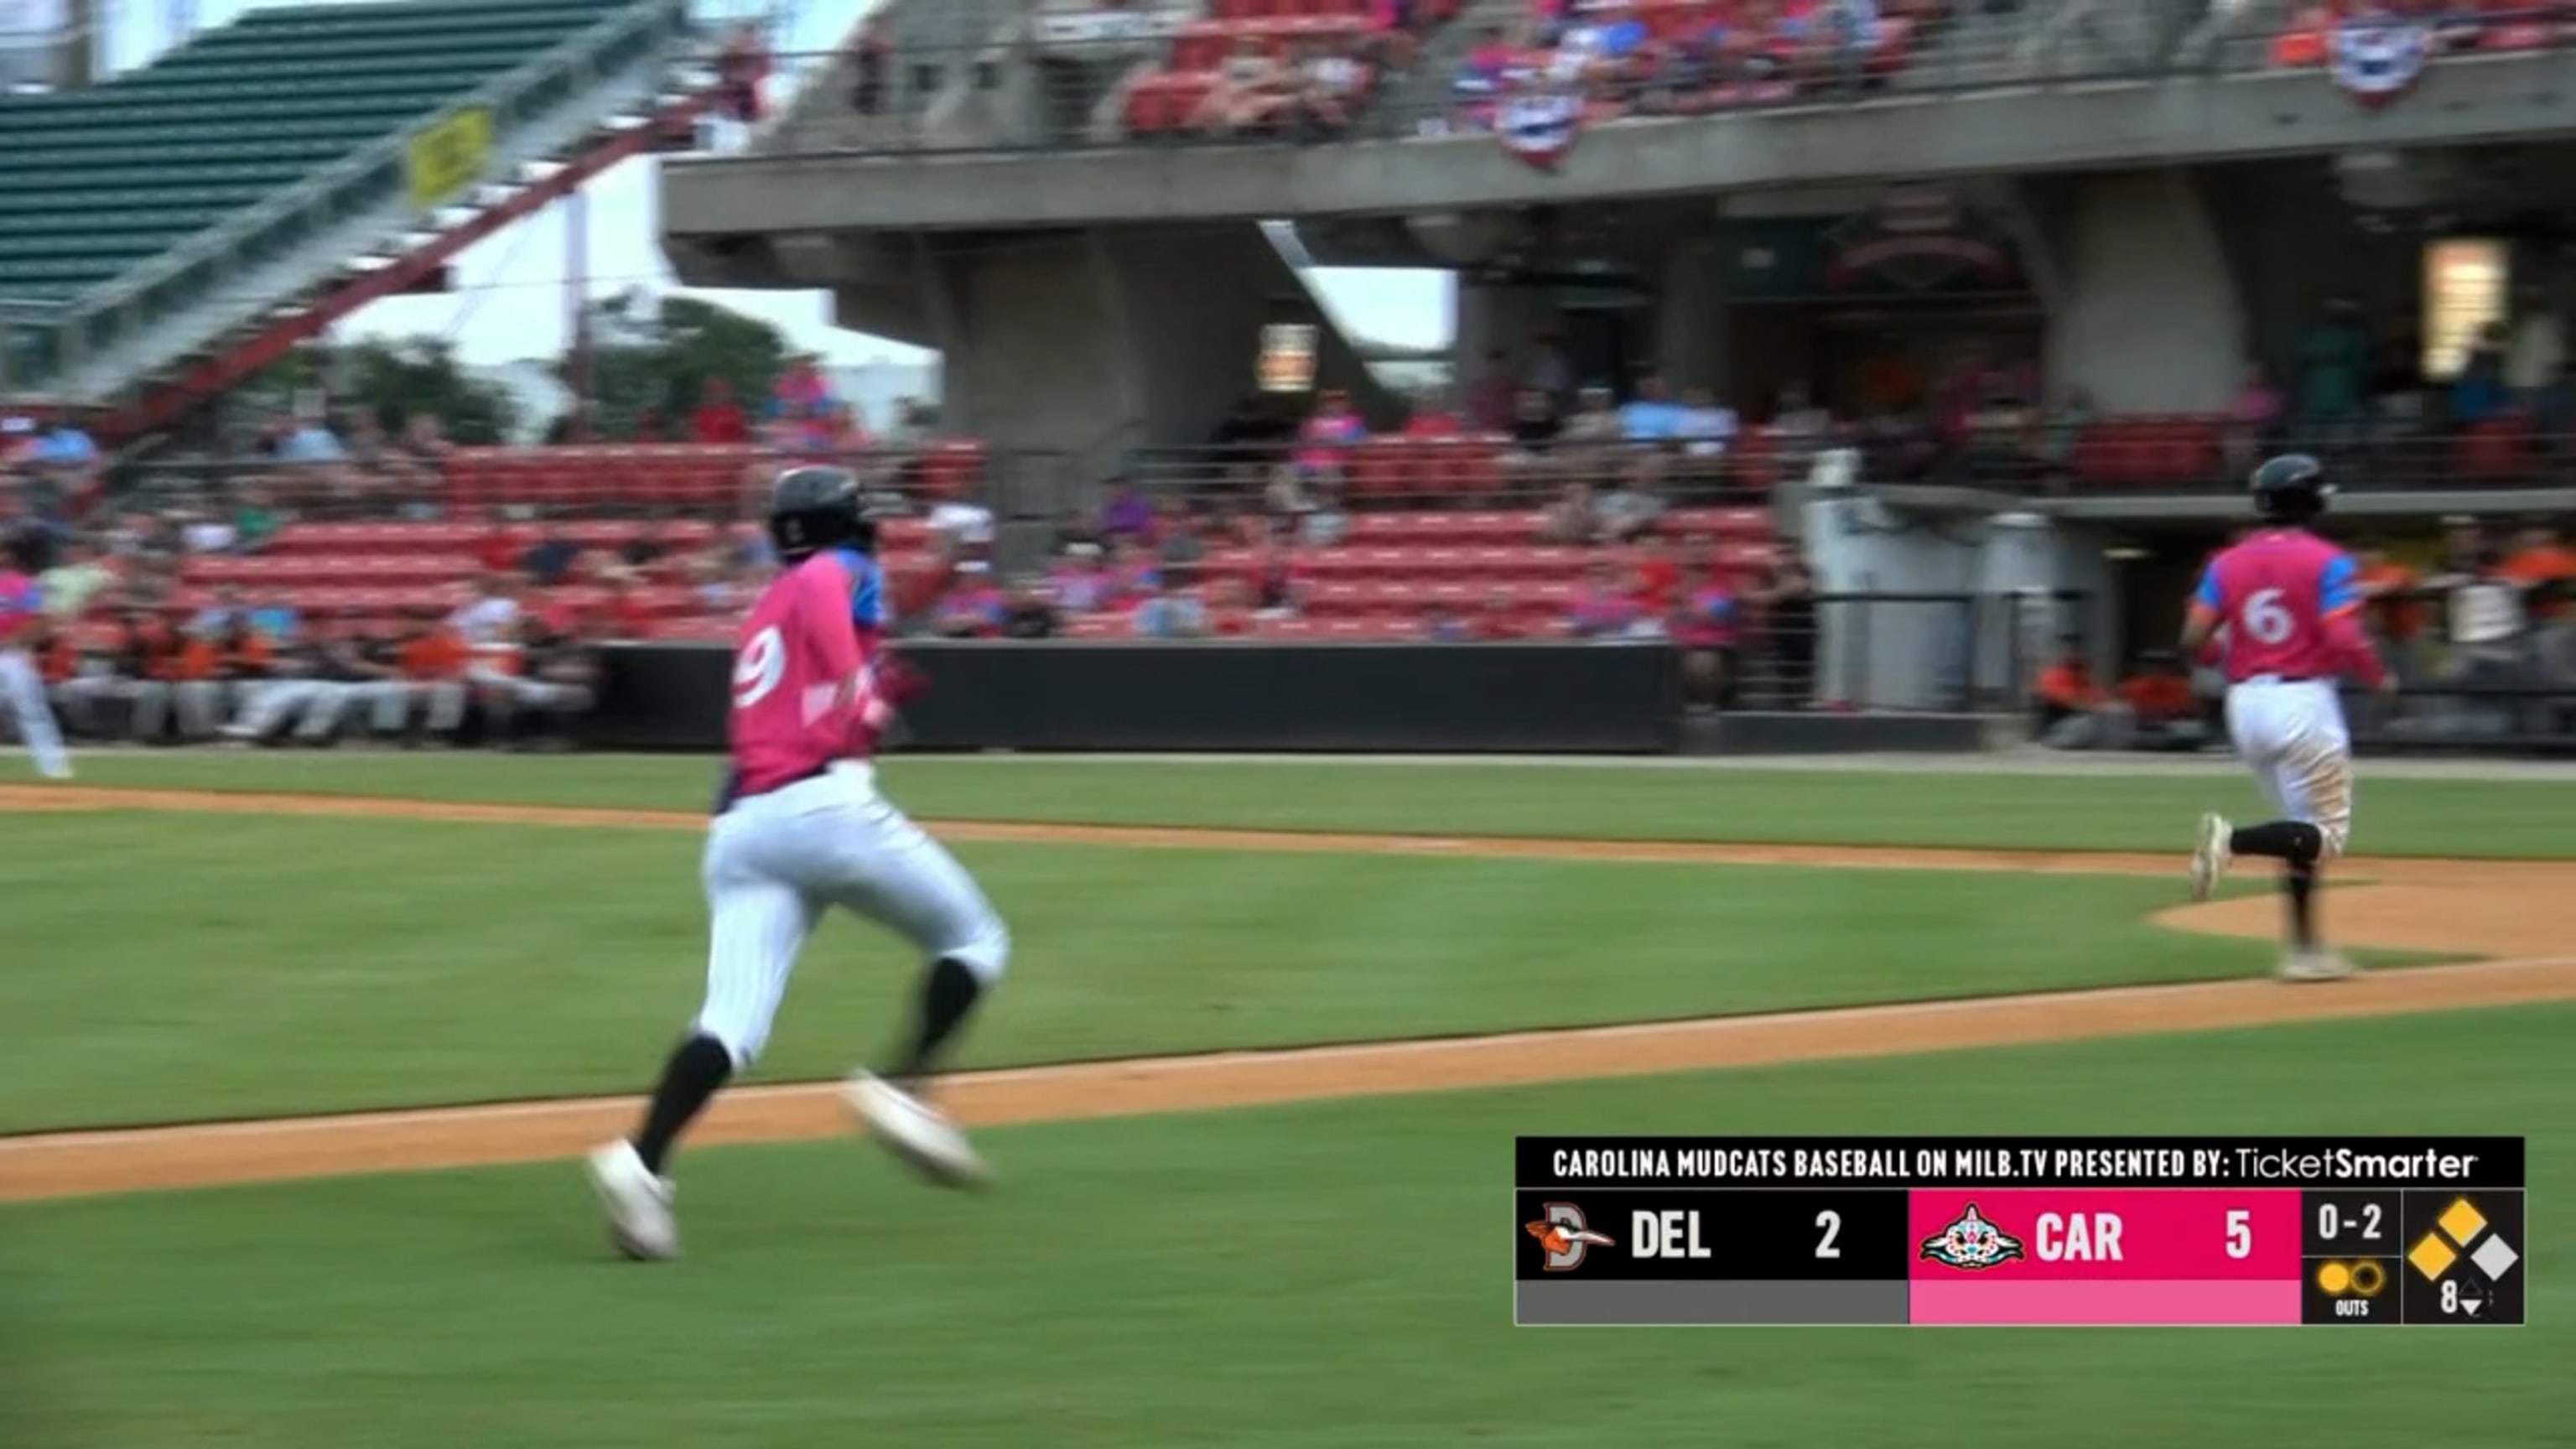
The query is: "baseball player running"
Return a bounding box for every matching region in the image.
[2180,454,2393,982]
[587,465,1008,1261]
[0,527,73,780]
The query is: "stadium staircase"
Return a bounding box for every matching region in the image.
[0,0,717,441]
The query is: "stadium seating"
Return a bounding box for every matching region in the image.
[1122,0,1454,137]
[0,0,672,302]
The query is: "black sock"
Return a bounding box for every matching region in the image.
[890,958,985,1085]
[2283,861,2319,952]
[632,1034,734,1175]
[2230,820,2324,865]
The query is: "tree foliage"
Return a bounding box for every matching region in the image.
[328,336,523,444]
[578,289,794,440]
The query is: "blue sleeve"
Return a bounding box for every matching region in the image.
[2319,553,2360,615]
[2192,564,2223,611]
[836,548,884,627]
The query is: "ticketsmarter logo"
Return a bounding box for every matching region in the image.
[1525,1202,1615,1272]
[1919,1202,2026,1270]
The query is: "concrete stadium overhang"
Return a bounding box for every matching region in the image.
[664,51,2576,251]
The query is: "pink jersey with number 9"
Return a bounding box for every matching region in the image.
[2193,528,2362,683]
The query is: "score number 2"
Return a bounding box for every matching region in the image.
[1815,1210,1841,1259]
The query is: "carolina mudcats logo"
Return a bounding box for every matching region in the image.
[1919,1202,2026,1270]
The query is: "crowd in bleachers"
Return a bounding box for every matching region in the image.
[1122,0,1458,138]
[2272,0,2576,68]
[1446,0,1925,132]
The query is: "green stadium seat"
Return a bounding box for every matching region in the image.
[0,0,678,306]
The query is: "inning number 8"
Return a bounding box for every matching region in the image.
[2241,588,2295,646]
[734,625,786,708]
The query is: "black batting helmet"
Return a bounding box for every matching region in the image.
[765,465,873,562]
[2250,453,2330,524]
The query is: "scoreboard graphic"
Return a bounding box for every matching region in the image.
[1514,1135,2524,1327]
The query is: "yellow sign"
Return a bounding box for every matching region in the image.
[407,106,493,212]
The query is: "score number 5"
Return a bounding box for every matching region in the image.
[2225,1208,2251,1259]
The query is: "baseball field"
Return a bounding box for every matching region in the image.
[0,751,2568,1446]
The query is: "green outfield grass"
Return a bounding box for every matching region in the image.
[4,1005,2563,1449]
[0,811,2317,1133]
[22,751,2576,857]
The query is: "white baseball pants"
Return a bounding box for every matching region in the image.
[693,761,1010,1069]
[0,648,70,778]
[2224,678,2355,857]
[231,679,348,740]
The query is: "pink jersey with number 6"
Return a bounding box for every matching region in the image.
[2193,528,2366,683]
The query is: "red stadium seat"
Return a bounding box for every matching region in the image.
[2454,418,2537,481]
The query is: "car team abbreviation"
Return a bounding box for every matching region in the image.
[1544,1145,2492,1184]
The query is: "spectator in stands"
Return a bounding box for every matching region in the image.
[1295,389,1368,487]
[2298,296,2372,441]
[1098,476,1156,545]
[1670,561,1739,709]
[2450,321,2511,429]
[1619,376,1686,444]
[1597,462,1665,543]
[1368,0,1422,71]
[1050,542,1119,615]
[229,486,283,555]
[449,573,522,649]
[2354,542,2425,679]
[849,14,892,122]
[1451,26,1516,128]
[54,609,153,741]
[2118,653,2207,751]
[397,606,471,744]
[691,379,751,444]
[718,22,771,127]
[1155,496,1208,585]
[1566,557,1643,639]
[1500,387,1562,493]
[522,526,584,589]
[1676,387,1738,459]
[1002,580,1061,640]
[1753,557,1819,707]
[929,491,998,564]
[1540,480,1599,545]
[1193,35,1295,135]
[1249,532,1311,616]
[489,613,599,750]
[1292,38,1366,138]
[770,354,837,454]
[39,538,116,620]
[1203,576,1257,637]
[2033,643,2113,749]
[1132,578,1210,639]
[930,562,1009,638]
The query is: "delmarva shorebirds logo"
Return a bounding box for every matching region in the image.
[1919,1203,2026,1270]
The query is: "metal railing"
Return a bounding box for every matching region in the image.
[1891,419,2576,494]
[0,0,693,398]
[656,0,2570,160]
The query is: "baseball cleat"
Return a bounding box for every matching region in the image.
[585,1140,679,1261]
[845,1072,988,1189]
[2277,948,2359,984]
[2189,813,2231,903]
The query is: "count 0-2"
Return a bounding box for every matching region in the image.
[2315,1201,2383,1241]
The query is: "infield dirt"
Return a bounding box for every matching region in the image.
[1,783,2567,1204]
